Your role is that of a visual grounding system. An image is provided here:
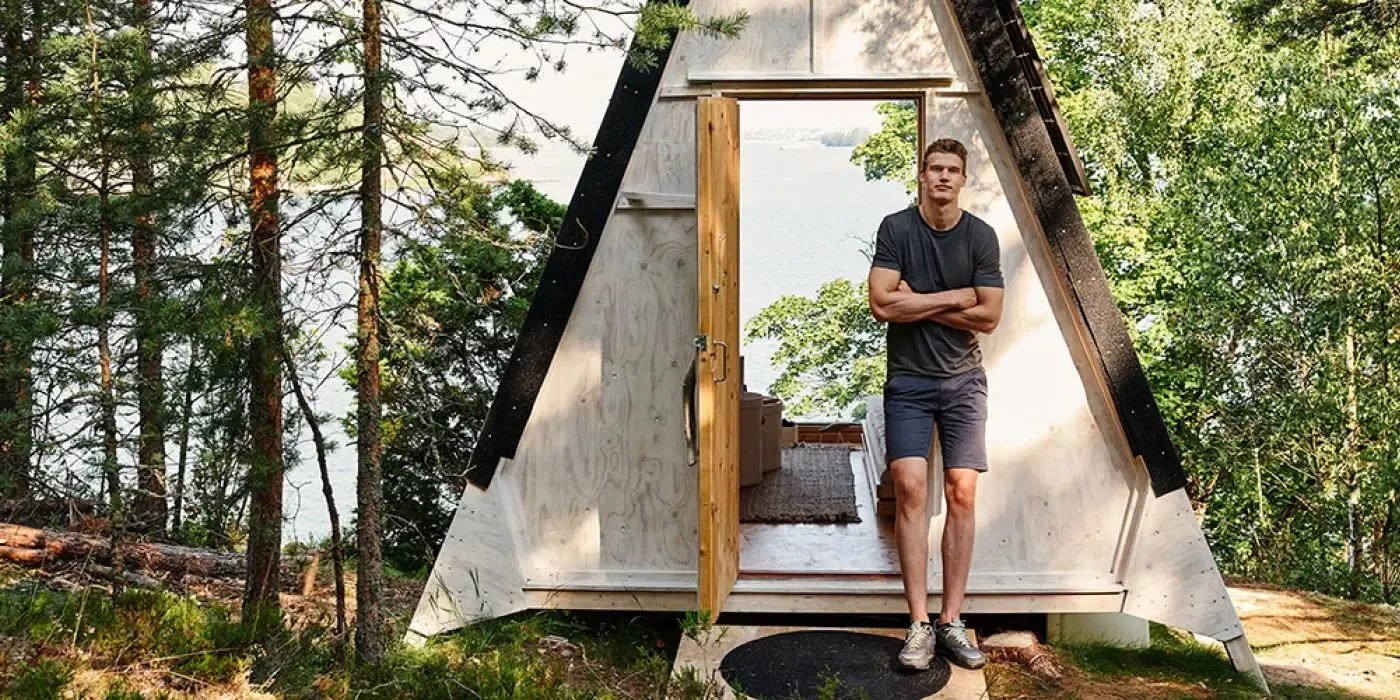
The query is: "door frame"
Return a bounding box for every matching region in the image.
[694,88,930,619]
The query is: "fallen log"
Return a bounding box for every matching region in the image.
[87,564,163,590]
[0,523,44,548]
[0,522,307,579]
[0,543,48,564]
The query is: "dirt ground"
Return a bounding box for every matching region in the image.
[179,564,427,629]
[1230,583,1400,698]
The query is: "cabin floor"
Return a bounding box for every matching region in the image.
[740,447,902,575]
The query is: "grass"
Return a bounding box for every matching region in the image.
[0,573,724,699]
[985,623,1368,700]
[3,569,1387,699]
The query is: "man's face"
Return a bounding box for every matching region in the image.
[920,152,967,206]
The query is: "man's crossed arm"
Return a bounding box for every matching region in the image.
[867,266,1004,333]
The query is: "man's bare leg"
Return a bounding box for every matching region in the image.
[891,456,931,622]
[938,467,979,624]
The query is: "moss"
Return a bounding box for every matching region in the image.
[4,658,72,700]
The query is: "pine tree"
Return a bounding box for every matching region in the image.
[131,0,166,534]
[242,0,284,626]
[354,0,387,664]
[0,0,41,499]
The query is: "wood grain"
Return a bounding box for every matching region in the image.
[1120,488,1246,641]
[408,478,528,637]
[662,0,812,88]
[696,96,742,620]
[816,0,955,77]
[599,212,700,572]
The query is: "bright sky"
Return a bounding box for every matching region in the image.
[472,33,887,146]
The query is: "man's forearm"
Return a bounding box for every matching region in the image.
[876,289,972,323]
[929,305,999,333]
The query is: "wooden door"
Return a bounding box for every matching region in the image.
[696,96,741,620]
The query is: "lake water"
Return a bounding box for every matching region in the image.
[285,128,911,539]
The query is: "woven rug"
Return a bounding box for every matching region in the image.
[740,444,860,524]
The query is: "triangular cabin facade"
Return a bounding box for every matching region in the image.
[409,0,1261,677]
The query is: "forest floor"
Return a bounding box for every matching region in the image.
[1,559,1396,699]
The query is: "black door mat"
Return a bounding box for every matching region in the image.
[718,630,951,699]
[740,445,860,524]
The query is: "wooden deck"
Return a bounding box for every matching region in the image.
[739,448,901,574]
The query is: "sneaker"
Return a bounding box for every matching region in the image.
[898,621,935,670]
[935,619,986,670]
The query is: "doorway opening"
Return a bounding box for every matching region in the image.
[732,98,918,576]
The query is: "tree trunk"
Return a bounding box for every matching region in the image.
[1381,493,1397,603]
[172,345,198,535]
[282,338,347,637]
[89,0,127,597]
[355,0,387,665]
[132,0,166,535]
[243,0,284,627]
[1326,71,1363,599]
[1341,191,1362,600]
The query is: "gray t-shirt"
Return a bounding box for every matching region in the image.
[871,207,1004,378]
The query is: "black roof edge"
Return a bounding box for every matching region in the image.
[464,1,688,489]
[951,0,1187,496]
[993,0,1092,196]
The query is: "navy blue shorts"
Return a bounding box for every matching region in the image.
[883,368,988,471]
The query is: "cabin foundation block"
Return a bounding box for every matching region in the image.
[1046,612,1149,648]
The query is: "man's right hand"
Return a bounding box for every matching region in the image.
[871,268,982,323]
[952,287,978,309]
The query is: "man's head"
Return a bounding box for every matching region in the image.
[919,138,968,206]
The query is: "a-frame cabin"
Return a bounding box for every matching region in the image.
[407,0,1262,679]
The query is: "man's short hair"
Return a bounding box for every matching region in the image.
[922,138,968,171]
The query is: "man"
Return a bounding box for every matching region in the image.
[867,138,1004,671]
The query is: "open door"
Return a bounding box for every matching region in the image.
[696,96,741,620]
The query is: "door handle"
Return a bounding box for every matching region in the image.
[712,340,728,382]
[683,356,698,466]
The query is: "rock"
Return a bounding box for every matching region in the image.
[539,635,579,658]
[981,631,1039,649]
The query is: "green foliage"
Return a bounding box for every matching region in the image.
[849,101,918,195]
[1060,624,1266,699]
[4,658,71,700]
[1018,0,1400,600]
[1229,0,1400,65]
[679,608,715,642]
[1039,622,1356,698]
[811,669,870,700]
[842,0,1400,601]
[100,677,153,700]
[744,278,885,420]
[0,582,257,684]
[342,610,682,699]
[630,4,749,71]
[373,176,562,574]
